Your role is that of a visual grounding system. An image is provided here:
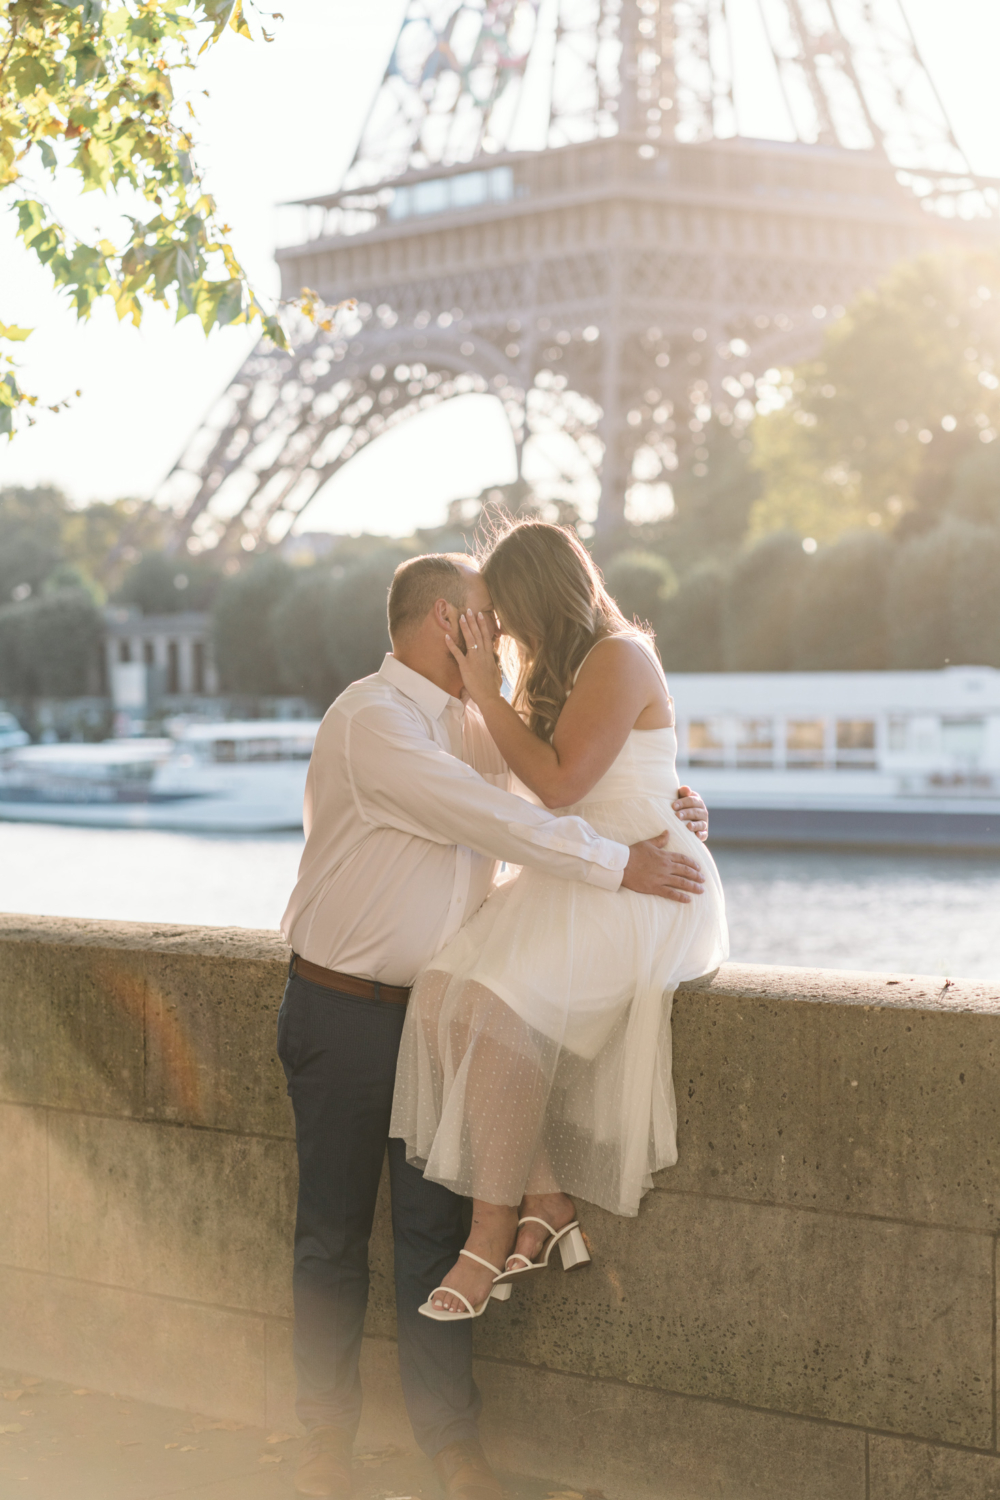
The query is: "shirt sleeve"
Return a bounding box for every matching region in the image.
[344,701,628,890]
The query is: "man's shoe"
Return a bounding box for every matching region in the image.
[432,1438,505,1499]
[294,1424,354,1497]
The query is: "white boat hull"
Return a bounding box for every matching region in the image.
[0,797,303,833]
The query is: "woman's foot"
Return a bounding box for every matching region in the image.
[509,1191,576,1269]
[430,1202,518,1316]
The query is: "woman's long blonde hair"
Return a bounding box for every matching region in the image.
[481,520,650,742]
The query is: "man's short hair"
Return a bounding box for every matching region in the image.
[387,553,475,640]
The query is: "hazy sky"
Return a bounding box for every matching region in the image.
[3,0,1000,537]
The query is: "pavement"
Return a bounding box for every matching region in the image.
[0,1369,596,1500]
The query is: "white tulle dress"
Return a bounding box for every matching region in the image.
[390,661,729,1218]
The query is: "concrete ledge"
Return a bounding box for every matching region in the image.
[2,913,1000,1497]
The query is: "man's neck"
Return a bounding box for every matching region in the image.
[391,648,463,700]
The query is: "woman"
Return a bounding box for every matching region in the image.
[390,521,728,1319]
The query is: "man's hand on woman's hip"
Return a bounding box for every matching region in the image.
[622,831,705,902]
[672,785,709,841]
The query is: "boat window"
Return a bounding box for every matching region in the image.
[736,717,773,767]
[941,718,986,760]
[687,718,725,763]
[837,719,875,750]
[786,719,825,766]
[836,718,877,768]
[209,736,314,763]
[247,739,281,761]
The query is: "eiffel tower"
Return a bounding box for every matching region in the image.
[162,0,997,552]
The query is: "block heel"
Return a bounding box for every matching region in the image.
[557,1224,591,1271]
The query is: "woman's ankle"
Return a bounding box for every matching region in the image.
[466,1202,518,1253]
[521,1190,574,1225]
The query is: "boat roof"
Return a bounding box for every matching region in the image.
[175,721,321,742]
[667,667,1000,716]
[10,740,173,765]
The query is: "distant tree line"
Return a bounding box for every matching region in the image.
[609,519,1000,674]
[0,485,170,702]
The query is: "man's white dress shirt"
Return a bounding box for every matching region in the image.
[281,654,629,986]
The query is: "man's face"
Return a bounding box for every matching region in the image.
[448,569,500,654]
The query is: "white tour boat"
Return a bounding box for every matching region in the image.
[670,666,1000,850]
[0,721,319,833]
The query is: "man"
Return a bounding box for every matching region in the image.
[279,552,708,1500]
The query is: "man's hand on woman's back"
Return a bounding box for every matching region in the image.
[622,832,705,902]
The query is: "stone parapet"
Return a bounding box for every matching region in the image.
[1,912,998,1497]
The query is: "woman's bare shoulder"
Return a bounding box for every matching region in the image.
[576,634,661,681]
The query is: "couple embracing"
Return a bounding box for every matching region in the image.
[278,520,728,1499]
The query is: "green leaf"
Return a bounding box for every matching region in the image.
[229,3,252,38]
[39,139,57,171]
[10,56,49,94]
[212,278,244,327]
[199,0,237,50]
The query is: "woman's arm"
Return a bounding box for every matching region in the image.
[447,613,662,808]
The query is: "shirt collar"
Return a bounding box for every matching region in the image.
[378,653,463,721]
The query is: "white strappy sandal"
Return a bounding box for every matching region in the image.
[494,1216,591,1287]
[418,1249,514,1321]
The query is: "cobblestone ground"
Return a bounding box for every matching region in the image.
[0,1369,594,1500]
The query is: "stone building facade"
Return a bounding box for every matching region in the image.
[102,609,218,699]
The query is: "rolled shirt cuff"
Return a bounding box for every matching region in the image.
[583,842,629,891]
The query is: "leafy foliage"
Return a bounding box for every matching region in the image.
[0,482,67,601]
[212,543,414,705]
[270,544,414,706]
[602,549,677,632]
[0,585,104,696]
[212,554,296,695]
[749,252,1000,543]
[114,548,221,613]
[61,494,169,592]
[788,530,891,671]
[656,564,726,673]
[0,483,172,601]
[0,0,286,434]
[721,532,807,672]
[886,518,1000,670]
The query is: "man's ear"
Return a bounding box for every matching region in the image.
[431,596,455,634]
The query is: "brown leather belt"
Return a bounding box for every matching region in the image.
[291,954,411,1005]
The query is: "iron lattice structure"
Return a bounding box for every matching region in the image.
[161,0,996,549]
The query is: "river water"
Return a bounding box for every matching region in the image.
[2,823,999,980]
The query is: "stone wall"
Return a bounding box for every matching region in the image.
[1,912,999,1498]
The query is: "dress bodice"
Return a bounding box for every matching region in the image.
[560,637,679,810]
[556,726,680,816]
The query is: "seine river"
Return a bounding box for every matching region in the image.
[2,823,999,980]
